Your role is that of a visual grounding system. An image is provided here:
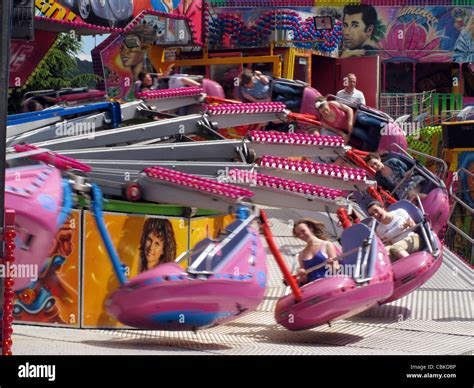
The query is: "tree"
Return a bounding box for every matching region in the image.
[8,33,101,113]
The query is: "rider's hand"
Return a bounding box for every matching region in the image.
[296,268,308,283]
[401,219,412,230]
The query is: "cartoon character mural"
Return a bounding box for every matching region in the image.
[55,0,133,27]
[36,0,203,43]
[453,13,474,63]
[13,213,80,326]
[97,15,192,99]
[344,5,472,63]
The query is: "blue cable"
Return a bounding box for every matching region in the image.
[90,183,127,285]
[57,179,73,228]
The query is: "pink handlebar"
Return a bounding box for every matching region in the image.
[13,144,92,172]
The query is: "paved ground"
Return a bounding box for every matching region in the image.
[12,207,474,355]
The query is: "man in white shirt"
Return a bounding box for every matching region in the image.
[367,201,421,261]
[336,73,366,105]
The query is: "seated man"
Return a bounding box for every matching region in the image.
[239,69,271,102]
[365,153,426,199]
[367,201,421,261]
[365,153,410,192]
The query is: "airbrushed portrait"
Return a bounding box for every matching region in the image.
[341,5,382,57]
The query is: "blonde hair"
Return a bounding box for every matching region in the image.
[315,96,327,110]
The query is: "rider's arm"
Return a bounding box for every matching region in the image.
[254,71,270,85]
[241,90,259,102]
[332,101,354,133]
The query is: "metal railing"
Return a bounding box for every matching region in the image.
[380,92,464,125]
[446,168,474,264]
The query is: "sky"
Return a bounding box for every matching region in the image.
[78,34,109,61]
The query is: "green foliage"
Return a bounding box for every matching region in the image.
[8,33,102,113]
[27,33,83,90]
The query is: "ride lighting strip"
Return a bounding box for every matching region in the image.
[205,102,287,115]
[137,88,204,100]
[143,166,254,200]
[230,169,343,199]
[248,130,345,147]
[248,130,347,158]
[257,155,374,191]
[227,169,350,212]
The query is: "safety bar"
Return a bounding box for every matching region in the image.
[394,143,448,182]
[304,245,361,275]
[415,194,435,255]
[389,160,444,198]
[260,209,303,302]
[447,221,474,244]
[355,218,377,283]
[379,222,423,246]
[189,210,257,272]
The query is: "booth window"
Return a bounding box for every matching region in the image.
[415,63,459,94]
[383,62,414,93]
[462,63,474,97]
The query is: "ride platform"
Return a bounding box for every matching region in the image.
[11,206,473,355]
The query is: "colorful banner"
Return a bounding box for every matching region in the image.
[209,5,473,63]
[98,14,193,99]
[82,211,189,328]
[13,211,81,327]
[36,0,203,42]
[208,7,342,54]
[9,31,58,88]
[133,0,203,44]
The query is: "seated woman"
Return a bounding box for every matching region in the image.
[293,219,339,284]
[365,153,425,199]
[239,70,302,110]
[367,201,421,261]
[315,97,383,151]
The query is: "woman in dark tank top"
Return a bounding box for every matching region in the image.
[293,219,340,284]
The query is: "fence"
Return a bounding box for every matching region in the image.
[379,92,464,124]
